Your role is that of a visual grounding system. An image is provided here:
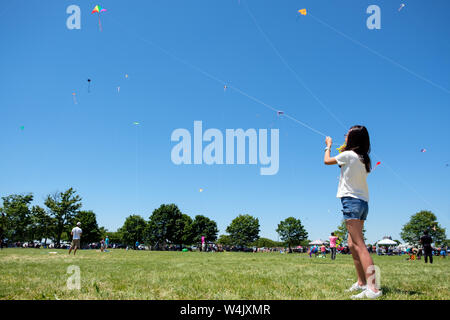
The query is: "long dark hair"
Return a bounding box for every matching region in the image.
[343,125,371,173]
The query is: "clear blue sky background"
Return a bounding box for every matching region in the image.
[1,0,449,244]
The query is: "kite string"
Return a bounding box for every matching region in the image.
[243,0,348,130]
[242,2,440,211]
[308,13,450,95]
[108,16,327,138]
[109,13,437,212]
[371,151,438,213]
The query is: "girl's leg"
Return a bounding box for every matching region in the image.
[346,220,379,292]
[347,232,366,286]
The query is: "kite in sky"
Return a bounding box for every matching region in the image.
[373,161,381,171]
[20,126,24,131]
[420,148,427,153]
[224,85,227,91]
[133,122,140,125]
[87,79,91,93]
[125,74,129,79]
[337,143,346,153]
[72,92,77,104]
[92,5,107,31]
[298,9,307,16]
[199,188,203,192]
[398,4,405,11]
[277,111,284,116]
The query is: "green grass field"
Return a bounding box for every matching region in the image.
[0,248,448,300]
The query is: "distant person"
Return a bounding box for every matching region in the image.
[135,241,140,250]
[440,246,446,259]
[420,230,433,264]
[100,238,105,252]
[320,244,326,257]
[105,235,109,249]
[329,232,338,260]
[323,126,381,298]
[68,222,82,256]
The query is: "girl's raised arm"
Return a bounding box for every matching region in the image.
[324,136,338,165]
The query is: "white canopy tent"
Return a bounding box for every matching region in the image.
[309,239,325,245]
[377,239,397,246]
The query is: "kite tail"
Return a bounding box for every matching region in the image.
[99,15,102,32]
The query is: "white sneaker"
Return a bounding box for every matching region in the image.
[351,288,383,299]
[345,282,367,292]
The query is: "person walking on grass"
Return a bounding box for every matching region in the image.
[324,125,382,299]
[420,230,433,264]
[105,235,109,249]
[68,222,82,256]
[329,232,338,260]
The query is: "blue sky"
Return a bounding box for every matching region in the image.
[1,0,449,244]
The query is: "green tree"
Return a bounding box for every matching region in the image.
[118,215,147,247]
[105,231,123,244]
[1,194,34,242]
[44,188,82,246]
[250,237,284,248]
[73,210,101,245]
[276,217,308,251]
[172,214,193,245]
[99,226,108,238]
[29,205,54,245]
[226,214,260,246]
[217,234,232,246]
[147,204,183,247]
[333,220,366,245]
[400,210,446,246]
[190,215,219,244]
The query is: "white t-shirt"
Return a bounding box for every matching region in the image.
[72,227,82,240]
[335,150,369,202]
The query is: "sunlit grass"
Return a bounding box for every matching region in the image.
[0,248,448,300]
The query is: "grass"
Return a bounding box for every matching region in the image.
[0,248,448,300]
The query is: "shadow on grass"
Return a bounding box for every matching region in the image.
[381,286,424,297]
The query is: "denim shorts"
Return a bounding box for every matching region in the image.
[341,197,369,221]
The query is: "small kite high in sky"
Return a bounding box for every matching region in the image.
[87,79,91,93]
[277,111,284,116]
[92,5,107,31]
[420,148,427,153]
[298,9,307,16]
[125,74,129,79]
[224,85,227,91]
[72,92,77,104]
[20,126,24,131]
[133,122,140,125]
[398,4,405,11]
[199,188,203,192]
[373,161,381,171]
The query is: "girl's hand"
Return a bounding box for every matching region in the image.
[325,136,332,147]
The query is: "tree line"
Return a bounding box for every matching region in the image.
[0,188,309,249]
[1,188,446,248]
